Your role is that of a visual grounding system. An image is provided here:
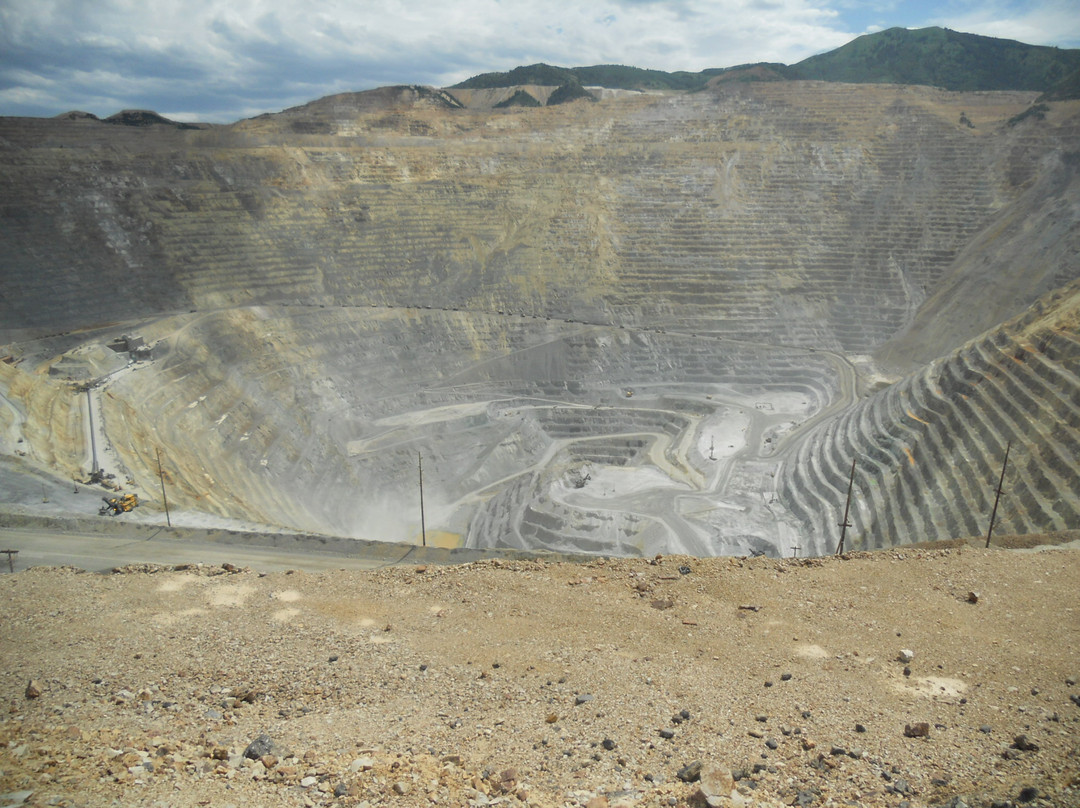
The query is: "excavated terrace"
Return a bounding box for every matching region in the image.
[1,82,1078,556]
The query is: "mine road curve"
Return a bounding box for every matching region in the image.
[0,526,396,573]
[38,305,864,555]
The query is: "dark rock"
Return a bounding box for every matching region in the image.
[904,723,930,738]
[659,728,675,740]
[678,565,692,575]
[903,666,912,677]
[680,709,691,720]
[244,733,286,760]
[1017,786,1039,802]
[602,738,617,751]
[1069,693,1080,707]
[333,782,349,797]
[830,745,847,756]
[765,739,778,750]
[781,672,792,681]
[24,680,41,699]
[764,680,773,688]
[1011,734,1039,751]
[676,760,702,782]
[755,714,768,722]
[855,723,867,733]
[328,655,338,663]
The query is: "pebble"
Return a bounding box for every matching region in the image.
[676,761,702,782]
[601,738,616,751]
[903,723,930,738]
[1017,786,1039,802]
[575,694,594,705]
[1011,734,1039,751]
[243,733,284,760]
[855,723,866,733]
[659,728,675,740]
[899,649,915,663]
[24,680,42,699]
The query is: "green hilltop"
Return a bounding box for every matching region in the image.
[451,27,1080,96]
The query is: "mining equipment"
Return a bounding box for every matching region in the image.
[99,493,138,516]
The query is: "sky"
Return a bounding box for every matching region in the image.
[1,0,1078,124]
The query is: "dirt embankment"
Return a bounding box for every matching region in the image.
[1,545,1077,807]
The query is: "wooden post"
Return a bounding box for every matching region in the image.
[986,441,1011,548]
[157,448,172,528]
[1,550,16,573]
[836,458,856,555]
[418,452,427,548]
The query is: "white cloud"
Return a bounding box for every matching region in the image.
[932,0,1080,46]
[0,0,1075,122]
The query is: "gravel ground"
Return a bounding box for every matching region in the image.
[1,546,1078,808]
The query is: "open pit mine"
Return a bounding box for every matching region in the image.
[1,81,1079,558]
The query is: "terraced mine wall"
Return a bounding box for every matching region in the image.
[2,82,1079,556]
[778,282,1080,555]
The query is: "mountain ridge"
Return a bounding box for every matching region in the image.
[452,27,1080,98]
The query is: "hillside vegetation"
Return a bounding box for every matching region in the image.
[453,27,1080,96]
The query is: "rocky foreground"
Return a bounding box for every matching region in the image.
[1,543,1078,808]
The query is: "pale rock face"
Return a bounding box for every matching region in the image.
[1,84,1078,556]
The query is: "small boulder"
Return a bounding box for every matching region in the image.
[677,760,703,782]
[903,722,931,738]
[24,680,42,700]
[243,733,286,760]
[1011,734,1039,752]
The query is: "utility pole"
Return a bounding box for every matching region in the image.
[418,452,427,547]
[85,388,98,476]
[157,448,172,527]
[836,458,856,555]
[986,440,1011,548]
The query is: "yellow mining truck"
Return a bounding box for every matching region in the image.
[99,493,138,516]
